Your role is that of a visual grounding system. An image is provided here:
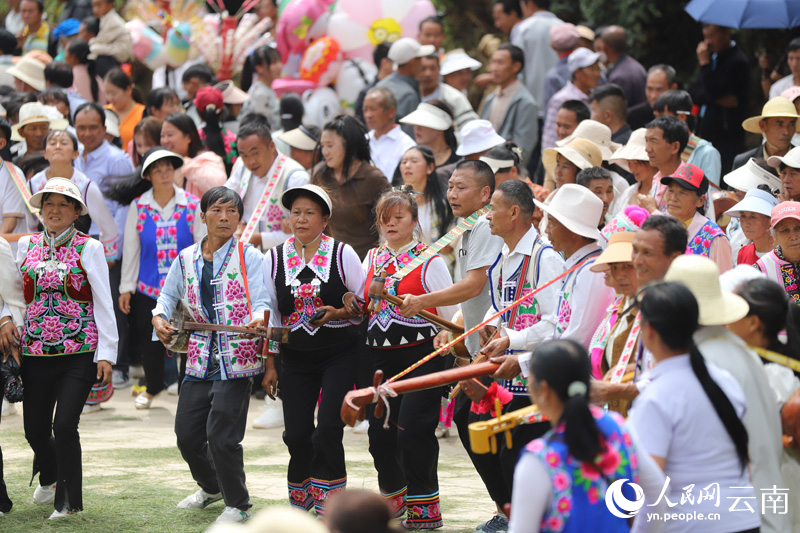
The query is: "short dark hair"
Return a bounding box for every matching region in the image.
[497,179,534,217]
[640,215,688,256]
[648,64,677,86]
[576,166,612,188]
[0,117,11,143]
[497,43,525,71]
[590,84,627,121]
[38,89,70,113]
[201,186,244,217]
[0,29,16,55]
[419,15,443,32]
[786,37,800,54]
[645,116,689,153]
[81,15,100,36]
[454,159,496,194]
[75,101,106,125]
[493,0,522,18]
[181,64,215,85]
[372,41,392,67]
[653,89,695,131]
[22,0,44,13]
[44,61,74,88]
[145,87,179,116]
[485,141,522,172]
[559,99,591,123]
[237,121,273,146]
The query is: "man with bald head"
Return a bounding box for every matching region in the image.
[598,25,647,107]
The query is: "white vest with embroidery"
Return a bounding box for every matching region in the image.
[237,157,305,235]
[178,241,264,380]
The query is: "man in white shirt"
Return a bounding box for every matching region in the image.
[468,180,564,530]
[226,121,309,252]
[363,87,415,182]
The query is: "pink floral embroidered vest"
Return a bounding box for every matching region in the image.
[178,241,264,380]
[20,228,98,356]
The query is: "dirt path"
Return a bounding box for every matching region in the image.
[0,390,497,532]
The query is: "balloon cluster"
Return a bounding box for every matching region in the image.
[274,0,435,113]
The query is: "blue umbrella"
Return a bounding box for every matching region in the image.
[685,0,800,29]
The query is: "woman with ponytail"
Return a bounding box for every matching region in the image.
[507,339,663,533]
[65,39,105,105]
[194,86,238,175]
[629,281,760,533]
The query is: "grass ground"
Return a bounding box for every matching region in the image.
[0,391,496,532]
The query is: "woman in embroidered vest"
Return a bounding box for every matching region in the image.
[161,113,227,199]
[507,339,658,533]
[109,148,205,409]
[660,162,732,273]
[725,188,778,266]
[727,277,800,375]
[263,184,365,515]
[15,177,118,519]
[756,201,800,303]
[362,188,458,530]
[29,130,118,261]
[586,206,649,416]
[311,115,390,259]
[628,282,759,533]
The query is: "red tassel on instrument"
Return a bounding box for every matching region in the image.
[471,383,513,415]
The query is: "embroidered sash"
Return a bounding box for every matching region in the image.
[239,155,287,244]
[680,134,699,163]
[608,311,642,384]
[390,204,491,282]
[753,346,800,373]
[5,160,41,221]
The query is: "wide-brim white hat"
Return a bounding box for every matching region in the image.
[724,157,782,193]
[664,255,749,326]
[400,102,453,131]
[29,177,89,216]
[456,119,505,156]
[725,188,779,218]
[556,119,620,160]
[141,149,184,177]
[440,50,482,76]
[533,183,604,241]
[767,145,800,171]
[542,138,603,175]
[279,126,318,151]
[11,102,69,142]
[609,128,648,172]
[104,108,120,138]
[215,81,249,105]
[6,56,46,92]
[281,184,333,215]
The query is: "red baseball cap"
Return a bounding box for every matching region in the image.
[194,86,224,115]
[771,201,800,228]
[660,162,709,195]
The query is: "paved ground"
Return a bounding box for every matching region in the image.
[0,389,497,532]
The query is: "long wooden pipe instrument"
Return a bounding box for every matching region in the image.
[341,361,500,427]
[368,276,464,334]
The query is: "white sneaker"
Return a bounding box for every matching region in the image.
[48,507,74,520]
[1,398,16,417]
[167,382,179,396]
[129,365,145,379]
[112,370,131,389]
[82,404,101,414]
[176,488,223,509]
[33,482,56,505]
[353,419,369,434]
[215,506,252,523]
[252,398,284,429]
